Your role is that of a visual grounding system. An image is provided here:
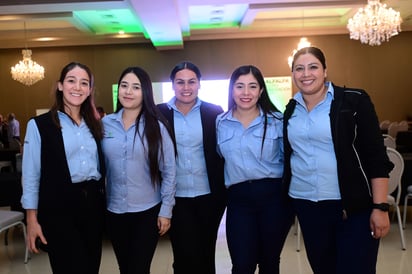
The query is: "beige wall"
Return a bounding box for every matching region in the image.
[1,32,411,138]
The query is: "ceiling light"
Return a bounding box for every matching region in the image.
[10,22,45,86]
[347,0,402,46]
[210,17,223,23]
[288,11,312,68]
[34,37,59,42]
[288,37,311,68]
[11,49,45,86]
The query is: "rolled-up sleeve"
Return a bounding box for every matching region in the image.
[21,119,41,209]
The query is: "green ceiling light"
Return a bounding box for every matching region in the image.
[189,4,248,29]
[152,40,184,48]
[73,9,144,34]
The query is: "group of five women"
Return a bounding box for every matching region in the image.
[21,46,393,274]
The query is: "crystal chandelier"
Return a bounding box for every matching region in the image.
[287,37,311,68]
[11,49,45,86]
[347,0,402,46]
[10,22,45,86]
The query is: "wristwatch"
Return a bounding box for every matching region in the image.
[372,203,390,212]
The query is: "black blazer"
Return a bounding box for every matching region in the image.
[157,100,226,201]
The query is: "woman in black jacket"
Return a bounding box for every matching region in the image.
[283,46,393,274]
[157,61,226,274]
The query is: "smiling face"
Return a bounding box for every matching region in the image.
[292,52,327,96]
[172,68,200,108]
[58,66,91,112]
[232,72,262,112]
[118,72,143,112]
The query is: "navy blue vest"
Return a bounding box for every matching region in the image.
[34,112,105,213]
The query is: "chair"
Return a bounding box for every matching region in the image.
[403,185,412,229]
[387,122,399,138]
[380,120,391,132]
[386,147,406,250]
[396,131,412,154]
[0,210,29,263]
[398,120,409,132]
[383,134,396,149]
[0,170,28,262]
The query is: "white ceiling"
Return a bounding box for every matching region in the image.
[0,0,411,50]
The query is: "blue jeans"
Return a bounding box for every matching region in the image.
[226,178,293,274]
[293,198,380,274]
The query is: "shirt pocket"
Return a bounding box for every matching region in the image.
[251,126,281,163]
[217,129,235,158]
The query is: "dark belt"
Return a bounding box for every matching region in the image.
[230,177,282,189]
[73,179,104,197]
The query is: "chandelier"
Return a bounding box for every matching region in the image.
[347,0,402,46]
[10,22,45,86]
[287,37,311,68]
[11,49,45,86]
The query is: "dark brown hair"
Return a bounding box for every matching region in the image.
[169,61,202,81]
[291,46,327,72]
[50,62,103,140]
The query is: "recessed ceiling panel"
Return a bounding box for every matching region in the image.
[0,1,410,49]
[256,8,351,20]
[74,9,144,34]
[189,4,248,29]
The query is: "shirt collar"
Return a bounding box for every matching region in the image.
[167,96,201,113]
[328,81,335,98]
[57,110,84,125]
[294,81,334,106]
[112,108,124,122]
[222,106,264,122]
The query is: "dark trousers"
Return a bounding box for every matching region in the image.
[226,179,294,274]
[293,198,380,274]
[106,204,161,274]
[169,194,226,274]
[38,181,105,274]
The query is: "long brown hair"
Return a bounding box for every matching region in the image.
[50,62,103,140]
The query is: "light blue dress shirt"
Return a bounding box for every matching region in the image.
[102,109,176,218]
[216,108,284,188]
[22,111,102,209]
[288,82,341,201]
[167,97,210,197]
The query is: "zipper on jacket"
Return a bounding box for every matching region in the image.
[351,123,372,197]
